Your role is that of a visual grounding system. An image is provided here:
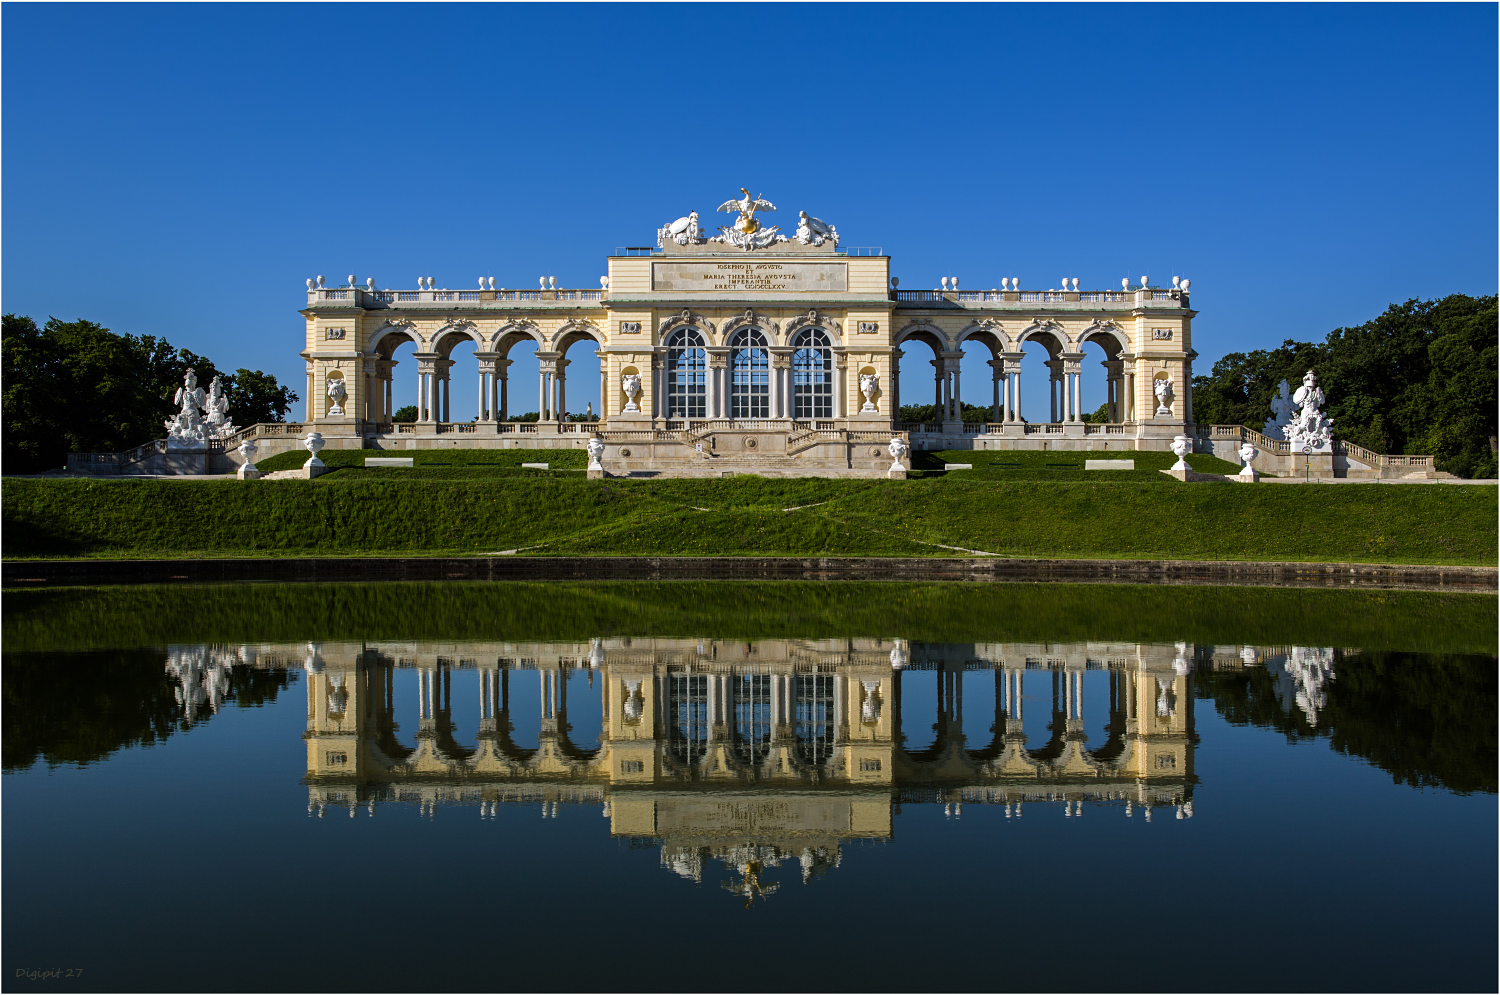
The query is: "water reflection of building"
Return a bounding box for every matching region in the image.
[242,637,1216,894]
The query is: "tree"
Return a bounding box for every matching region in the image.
[223,369,298,425]
[2,313,296,474]
[1192,295,1497,477]
[392,405,417,423]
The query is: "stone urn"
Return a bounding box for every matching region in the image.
[1237,442,1258,478]
[1169,434,1192,473]
[887,435,910,471]
[621,373,642,413]
[303,431,326,469]
[1153,378,1174,417]
[326,378,346,417]
[236,439,261,480]
[859,373,880,413]
[586,436,605,479]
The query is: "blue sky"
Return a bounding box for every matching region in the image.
[4,2,1495,422]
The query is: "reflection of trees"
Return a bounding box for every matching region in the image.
[1195,650,1496,795]
[2,648,294,771]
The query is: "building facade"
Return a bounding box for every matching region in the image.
[294,192,1198,472]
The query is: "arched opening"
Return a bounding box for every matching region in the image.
[893,328,945,428]
[665,328,707,419]
[373,328,420,423]
[791,328,834,420]
[1079,328,1126,423]
[556,326,604,423]
[1018,328,1066,424]
[434,330,478,424]
[552,667,603,761]
[957,328,1006,426]
[496,332,542,422]
[729,328,770,419]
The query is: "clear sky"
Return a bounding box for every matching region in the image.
[4,2,1495,423]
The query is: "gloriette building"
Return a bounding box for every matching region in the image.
[293,189,1199,474]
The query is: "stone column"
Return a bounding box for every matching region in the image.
[305,365,315,422]
[1063,358,1082,421]
[988,359,1005,424]
[892,348,903,417]
[836,353,849,418]
[1045,360,1062,422]
[652,354,664,419]
[497,359,510,421]
[597,351,607,422]
[1103,360,1123,423]
[1122,359,1137,423]
[436,359,454,423]
[556,357,570,422]
[771,352,790,419]
[707,351,728,419]
[931,359,943,424]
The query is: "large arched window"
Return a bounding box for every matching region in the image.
[665,328,706,418]
[794,673,836,768]
[791,328,834,419]
[733,674,772,769]
[729,328,769,419]
[669,674,709,768]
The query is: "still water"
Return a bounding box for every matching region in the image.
[3,583,1495,992]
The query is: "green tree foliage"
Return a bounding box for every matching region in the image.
[899,402,999,423]
[392,405,418,423]
[2,314,297,474]
[2,648,294,771]
[1192,295,1497,477]
[223,368,297,426]
[1194,649,1496,795]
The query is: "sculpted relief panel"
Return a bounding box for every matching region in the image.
[652,261,848,293]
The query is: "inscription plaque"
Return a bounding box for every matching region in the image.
[652,261,848,293]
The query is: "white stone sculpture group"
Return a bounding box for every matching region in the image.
[1263,371,1333,450]
[165,369,236,451]
[656,189,837,251]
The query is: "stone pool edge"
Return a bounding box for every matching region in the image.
[2,556,1494,592]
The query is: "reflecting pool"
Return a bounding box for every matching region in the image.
[3,583,1495,992]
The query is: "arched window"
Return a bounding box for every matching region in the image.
[665,328,706,419]
[733,674,772,769]
[669,674,709,768]
[794,673,836,768]
[792,328,834,419]
[729,328,769,419]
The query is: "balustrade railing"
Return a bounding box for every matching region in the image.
[891,288,1177,306]
[315,288,604,305]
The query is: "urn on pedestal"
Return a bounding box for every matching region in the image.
[1169,434,1193,472]
[621,374,642,413]
[859,373,880,413]
[303,432,326,470]
[236,439,261,480]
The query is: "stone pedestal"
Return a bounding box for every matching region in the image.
[887,467,907,479]
[587,468,605,480]
[237,465,262,480]
[1233,468,1259,483]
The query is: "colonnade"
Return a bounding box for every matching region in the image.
[897,345,1132,425]
[363,344,601,425]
